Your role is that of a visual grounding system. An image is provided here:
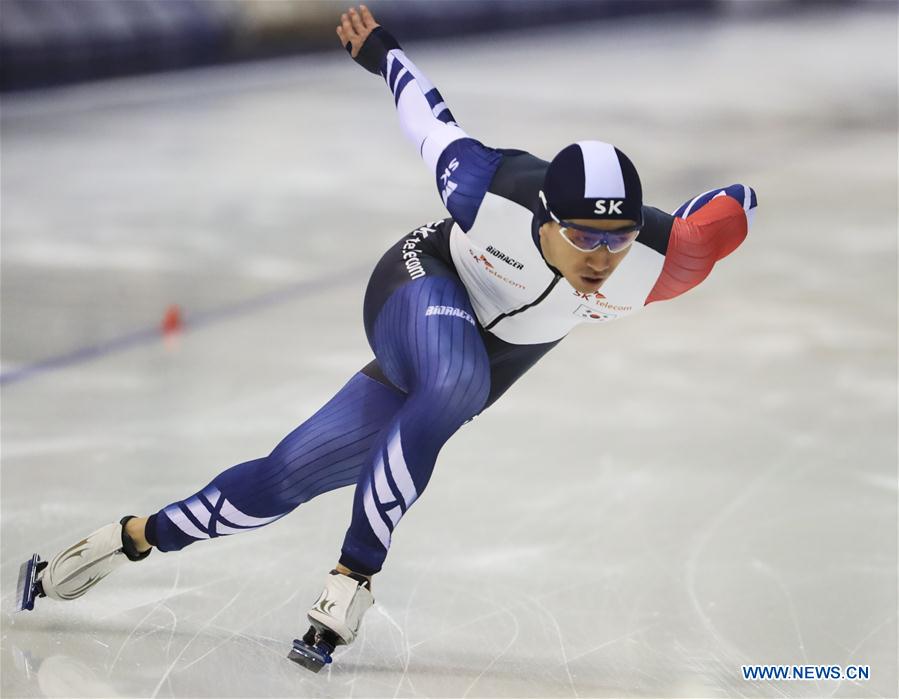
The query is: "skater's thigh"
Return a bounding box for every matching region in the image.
[372,274,487,397]
[362,224,487,396]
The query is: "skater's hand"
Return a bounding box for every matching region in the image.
[337,5,379,59]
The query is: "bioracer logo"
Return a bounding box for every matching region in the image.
[593,199,624,215]
[425,305,476,326]
[486,245,524,270]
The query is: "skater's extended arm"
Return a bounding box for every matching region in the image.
[645,184,756,304]
[337,6,502,231]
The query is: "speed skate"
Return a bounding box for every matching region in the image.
[287,569,374,672]
[288,626,340,672]
[15,517,150,612]
[15,553,46,612]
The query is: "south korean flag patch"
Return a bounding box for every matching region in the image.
[574,304,615,322]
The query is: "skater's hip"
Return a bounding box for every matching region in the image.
[362,218,462,341]
[360,219,563,411]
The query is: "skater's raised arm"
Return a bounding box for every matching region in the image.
[337,6,502,231]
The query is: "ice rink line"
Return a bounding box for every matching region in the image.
[0,264,369,387]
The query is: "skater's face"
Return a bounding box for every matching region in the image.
[539,219,635,293]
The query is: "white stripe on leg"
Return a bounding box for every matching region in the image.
[220,499,282,527]
[363,481,392,550]
[164,505,209,539]
[386,428,418,509]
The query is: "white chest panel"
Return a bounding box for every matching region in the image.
[449,194,665,345]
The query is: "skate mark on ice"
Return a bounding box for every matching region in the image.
[177,588,301,673]
[404,594,520,654]
[207,625,287,661]
[373,604,415,697]
[396,558,438,697]
[751,558,823,697]
[386,556,436,698]
[846,614,895,658]
[461,599,521,698]
[684,459,786,674]
[562,624,659,665]
[147,546,303,682]
[521,589,577,696]
[108,564,182,675]
[821,613,895,698]
[149,576,253,697]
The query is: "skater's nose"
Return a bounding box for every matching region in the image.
[584,248,612,272]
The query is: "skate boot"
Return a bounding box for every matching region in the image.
[16,516,150,612]
[287,569,374,672]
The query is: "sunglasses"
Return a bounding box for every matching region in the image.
[539,191,640,253]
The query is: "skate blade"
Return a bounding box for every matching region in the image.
[15,554,42,612]
[287,638,332,673]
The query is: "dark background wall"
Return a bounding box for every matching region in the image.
[0,0,872,91]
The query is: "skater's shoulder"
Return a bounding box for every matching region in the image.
[487,149,549,210]
[633,205,675,256]
[493,149,549,178]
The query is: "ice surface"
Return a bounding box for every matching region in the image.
[2,7,897,698]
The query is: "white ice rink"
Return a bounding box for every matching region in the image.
[2,6,897,698]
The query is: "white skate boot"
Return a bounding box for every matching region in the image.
[16,516,150,611]
[287,570,374,672]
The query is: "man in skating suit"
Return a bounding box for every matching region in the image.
[16,5,756,672]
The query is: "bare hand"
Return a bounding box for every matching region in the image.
[336,5,379,59]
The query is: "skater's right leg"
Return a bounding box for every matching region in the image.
[17,368,406,611]
[146,369,405,552]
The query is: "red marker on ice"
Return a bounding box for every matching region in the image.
[161,305,183,335]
